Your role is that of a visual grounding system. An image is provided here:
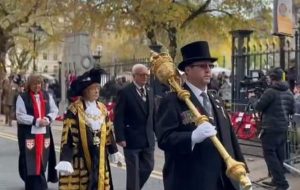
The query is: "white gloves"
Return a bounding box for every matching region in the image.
[191,122,217,145]
[109,152,124,164]
[55,161,74,176]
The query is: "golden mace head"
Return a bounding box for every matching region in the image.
[150,51,178,85]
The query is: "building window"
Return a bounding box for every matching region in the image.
[43,53,48,60]
[53,65,59,72]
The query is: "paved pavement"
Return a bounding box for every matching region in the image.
[0,117,299,189]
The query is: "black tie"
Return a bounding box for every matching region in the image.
[201,92,212,116]
[139,87,147,101]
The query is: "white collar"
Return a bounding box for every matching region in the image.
[185,81,207,97]
[133,81,145,90]
[85,100,97,108]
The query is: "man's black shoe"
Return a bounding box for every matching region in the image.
[262,181,276,186]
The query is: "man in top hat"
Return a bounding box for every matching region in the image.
[55,68,123,190]
[155,41,247,190]
[253,67,294,190]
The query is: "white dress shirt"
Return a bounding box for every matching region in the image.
[185,81,208,106]
[16,93,58,125]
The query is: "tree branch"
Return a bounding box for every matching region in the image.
[180,0,211,29]
[0,2,9,16]
[203,9,232,16]
[5,0,41,32]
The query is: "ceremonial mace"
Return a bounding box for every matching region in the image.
[150,52,252,190]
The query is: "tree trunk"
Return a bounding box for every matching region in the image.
[0,28,9,73]
[166,26,177,60]
[146,27,158,46]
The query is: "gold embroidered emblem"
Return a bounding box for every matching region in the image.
[181,110,195,125]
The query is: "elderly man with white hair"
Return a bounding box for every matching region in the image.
[114,63,155,190]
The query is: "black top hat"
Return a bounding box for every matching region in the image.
[68,68,106,97]
[178,41,217,71]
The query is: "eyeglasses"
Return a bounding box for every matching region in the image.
[135,73,149,77]
[190,64,215,69]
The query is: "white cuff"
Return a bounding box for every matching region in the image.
[109,152,124,164]
[55,161,74,175]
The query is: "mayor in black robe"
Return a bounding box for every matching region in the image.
[155,41,247,190]
[56,68,123,190]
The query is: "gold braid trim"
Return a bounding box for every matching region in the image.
[97,101,108,190]
[97,102,108,116]
[97,121,107,190]
[61,118,76,147]
[97,102,113,145]
[68,103,78,115]
[76,101,92,172]
[105,122,113,145]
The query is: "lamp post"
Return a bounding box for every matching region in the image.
[93,45,102,69]
[27,23,45,72]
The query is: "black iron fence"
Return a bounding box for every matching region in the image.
[99,58,150,87]
[231,30,300,112]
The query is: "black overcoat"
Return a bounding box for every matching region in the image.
[114,83,155,149]
[155,84,246,190]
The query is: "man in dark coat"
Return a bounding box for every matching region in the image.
[155,41,247,190]
[254,67,294,190]
[16,74,58,190]
[114,64,155,190]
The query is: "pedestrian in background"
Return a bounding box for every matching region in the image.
[114,64,155,190]
[2,75,18,126]
[254,67,295,190]
[16,74,58,190]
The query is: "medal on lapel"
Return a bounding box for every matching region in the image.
[93,132,100,146]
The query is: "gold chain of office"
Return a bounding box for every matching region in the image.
[77,106,105,122]
[85,112,104,121]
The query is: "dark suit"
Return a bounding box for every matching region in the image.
[114,82,155,190]
[156,84,246,190]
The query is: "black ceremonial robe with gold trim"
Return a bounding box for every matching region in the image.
[59,99,118,190]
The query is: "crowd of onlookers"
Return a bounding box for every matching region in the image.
[209,72,231,101]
